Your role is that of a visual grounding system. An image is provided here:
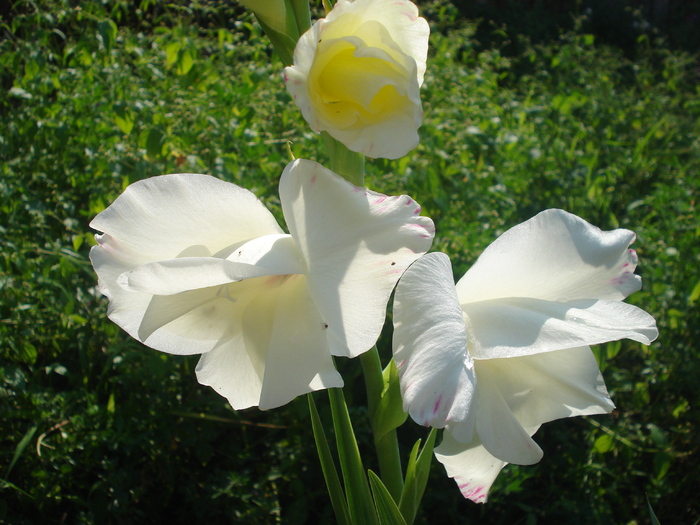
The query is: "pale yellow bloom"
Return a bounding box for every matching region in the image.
[284,0,429,159]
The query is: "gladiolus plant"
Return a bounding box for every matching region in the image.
[89,0,659,522]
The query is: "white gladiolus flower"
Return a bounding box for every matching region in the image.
[284,0,430,159]
[392,209,658,502]
[90,159,434,410]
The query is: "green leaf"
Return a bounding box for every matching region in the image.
[328,388,379,525]
[176,47,194,76]
[23,59,40,82]
[368,470,407,525]
[593,433,615,453]
[98,19,118,53]
[145,127,165,159]
[373,359,408,441]
[689,278,700,305]
[647,495,661,525]
[653,452,672,482]
[113,102,134,135]
[307,394,351,525]
[399,428,437,525]
[165,41,181,68]
[107,392,116,414]
[114,114,134,135]
[20,342,38,365]
[4,424,38,480]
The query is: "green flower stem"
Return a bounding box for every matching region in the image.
[361,347,405,502]
[255,18,296,66]
[289,0,311,36]
[328,388,380,525]
[321,131,365,186]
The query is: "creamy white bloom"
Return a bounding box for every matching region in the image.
[284,0,429,159]
[90,159,434,410]
[392,209,658,502]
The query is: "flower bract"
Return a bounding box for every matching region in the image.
[284,0,429,159]
[392,209,658,502]
[237,0,289,35]
[90,159,434,410]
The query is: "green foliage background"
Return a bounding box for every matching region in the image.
[1,0,698,523]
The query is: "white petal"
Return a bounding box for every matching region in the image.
[393,253,475,434]
[90,173,283,267]
[280,159,434,358]
[195,333,263,410]
[284,22,322,127]
[136,279,255,345]
[436,347,613,502]
[473,369,544,465]
[89,175,292,357]
[224,234,305,272]
[475,347,614,430]
[464,297,658,359]
[329,93,422,160]
[434,430,514,504]
[118,234,305,296]
[456,209,643,304]
[322,0,429,84]
[118,258,282,295]
[90,233,154,340]
[134,276,263,355]
[196,274,343,410]
[245,274,343,409]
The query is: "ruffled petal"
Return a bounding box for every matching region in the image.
[243,274,343,410]
[473,369,544,465]
[475,347,614,430]
[464,297,658,359]
[196,274,343,410]
[117,258,282,295]
[393,253,475,434]
[434,430,514,504]
[90,173,282,266]
[436,349,611,502]
[280,159,434,358]
[456,209,643,304]
[284,22,322,129]
[122,276,263,355]
[321,0,429,84]
[194,331,263,410]
[118,234,305,296]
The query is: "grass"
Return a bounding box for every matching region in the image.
[1,0,698,523]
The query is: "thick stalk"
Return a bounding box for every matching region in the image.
[360,347,404,502]
[321,131,365,186]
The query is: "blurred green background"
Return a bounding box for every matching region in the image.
[1,0,698,523]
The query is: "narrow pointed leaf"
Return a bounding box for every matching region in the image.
[368,470,408,525]
[308,394,351,525]
[398,428,437,524]
[328,388,379,525]
[647,496,661,525]
[4,424,38,480]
